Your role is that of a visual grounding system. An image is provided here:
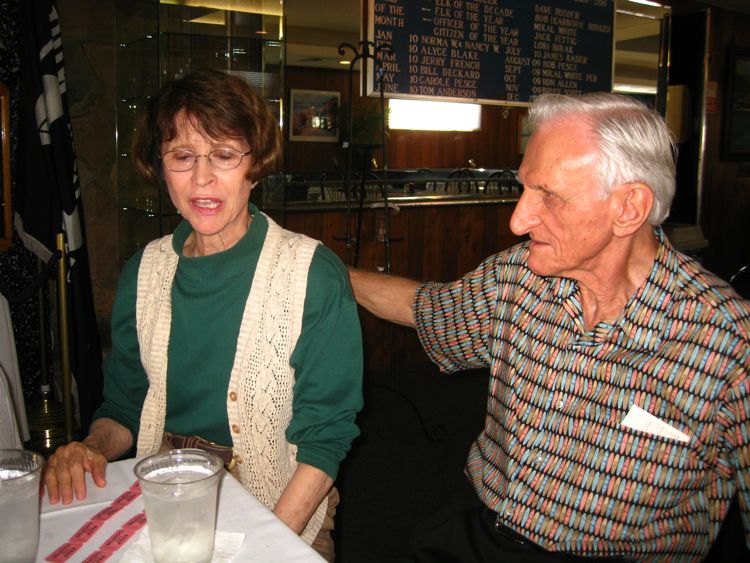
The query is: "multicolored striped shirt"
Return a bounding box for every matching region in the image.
[414,228,750,561]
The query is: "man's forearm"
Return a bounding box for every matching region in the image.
[348,268,420,327]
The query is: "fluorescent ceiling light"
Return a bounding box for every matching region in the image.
[184,11,225,25]
[160,0,283,17]
[613,83,657,95]
[615,8,660,19]
[627,0,664,7]
[389,99,481,131]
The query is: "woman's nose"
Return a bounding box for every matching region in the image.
[191,155,215,182]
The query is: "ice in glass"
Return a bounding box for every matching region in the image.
[0,449,44,563]
[134,449,223,563]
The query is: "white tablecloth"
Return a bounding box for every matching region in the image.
[36,458,323,562]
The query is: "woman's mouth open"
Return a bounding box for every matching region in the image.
[191,198,222,213]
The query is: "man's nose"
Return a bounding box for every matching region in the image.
[509,189,536,236]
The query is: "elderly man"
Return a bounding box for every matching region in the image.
[350,93,750,561]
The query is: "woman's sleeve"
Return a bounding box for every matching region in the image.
[287,244,364,481]
[91,251,149,447]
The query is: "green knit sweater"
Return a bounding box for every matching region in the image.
[94,206,363,479]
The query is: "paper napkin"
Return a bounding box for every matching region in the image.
[120,528,246,562]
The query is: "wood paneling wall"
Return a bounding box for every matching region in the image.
[700,8,750,281]
[271,201,523,371]
[283,7,750,371]
[285,67,525,173]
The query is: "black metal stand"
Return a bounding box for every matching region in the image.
[351,143,381,268]
[338,41,445,442]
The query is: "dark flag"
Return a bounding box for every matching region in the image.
[16,0,103,429]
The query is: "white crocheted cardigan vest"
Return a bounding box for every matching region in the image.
[134,213,326,543]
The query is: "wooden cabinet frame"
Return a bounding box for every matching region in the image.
[0,82,12,251]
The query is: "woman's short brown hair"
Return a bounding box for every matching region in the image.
[132,68,281,185]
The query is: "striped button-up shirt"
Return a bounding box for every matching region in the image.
[414,229,750,561]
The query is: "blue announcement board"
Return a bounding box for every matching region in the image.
[367,0,615,105]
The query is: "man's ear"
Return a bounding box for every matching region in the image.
[611,182,654,237]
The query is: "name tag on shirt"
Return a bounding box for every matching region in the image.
[621,404,690,443]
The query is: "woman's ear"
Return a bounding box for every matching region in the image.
[612,182,654,237]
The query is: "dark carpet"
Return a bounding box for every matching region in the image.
[334,364,489,562]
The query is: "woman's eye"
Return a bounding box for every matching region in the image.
[173,151,194,162]
[212,150,235,161]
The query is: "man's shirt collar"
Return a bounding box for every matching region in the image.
[540,227,675,353]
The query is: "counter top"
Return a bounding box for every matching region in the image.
[261,168,523,210]
[268,191,521,212]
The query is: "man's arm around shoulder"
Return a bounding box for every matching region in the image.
[348,268,420,328]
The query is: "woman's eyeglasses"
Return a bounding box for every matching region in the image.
[159,148,250,172]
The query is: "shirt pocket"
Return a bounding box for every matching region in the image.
[599,423,706,522]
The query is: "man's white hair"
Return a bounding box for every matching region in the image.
[526,93,677,225]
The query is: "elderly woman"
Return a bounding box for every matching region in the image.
[43,69,363,560]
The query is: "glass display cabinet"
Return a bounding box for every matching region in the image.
[115,0,284,264]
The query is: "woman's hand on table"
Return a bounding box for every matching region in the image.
[42,417,133,504]
[43,440,108,504]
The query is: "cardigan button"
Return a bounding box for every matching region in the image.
[231,424,240,433]
[229,391,237,401]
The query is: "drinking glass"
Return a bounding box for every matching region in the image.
[134,449,223,563]
[0,449,44,563]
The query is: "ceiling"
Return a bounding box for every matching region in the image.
[701,0,750,14]
[285,0,359,68]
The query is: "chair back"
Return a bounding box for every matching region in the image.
[321,171,346,201]
[286,175,308,202]
[729,265,750,299]
[446,168,476,193]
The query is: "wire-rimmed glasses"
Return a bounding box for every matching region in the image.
[159,148,250,172]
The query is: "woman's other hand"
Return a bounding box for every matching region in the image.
[43,440,108,504]
[42,417,133,504]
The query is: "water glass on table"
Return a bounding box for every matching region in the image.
[134,449,223,563]
[0,449,44,563]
